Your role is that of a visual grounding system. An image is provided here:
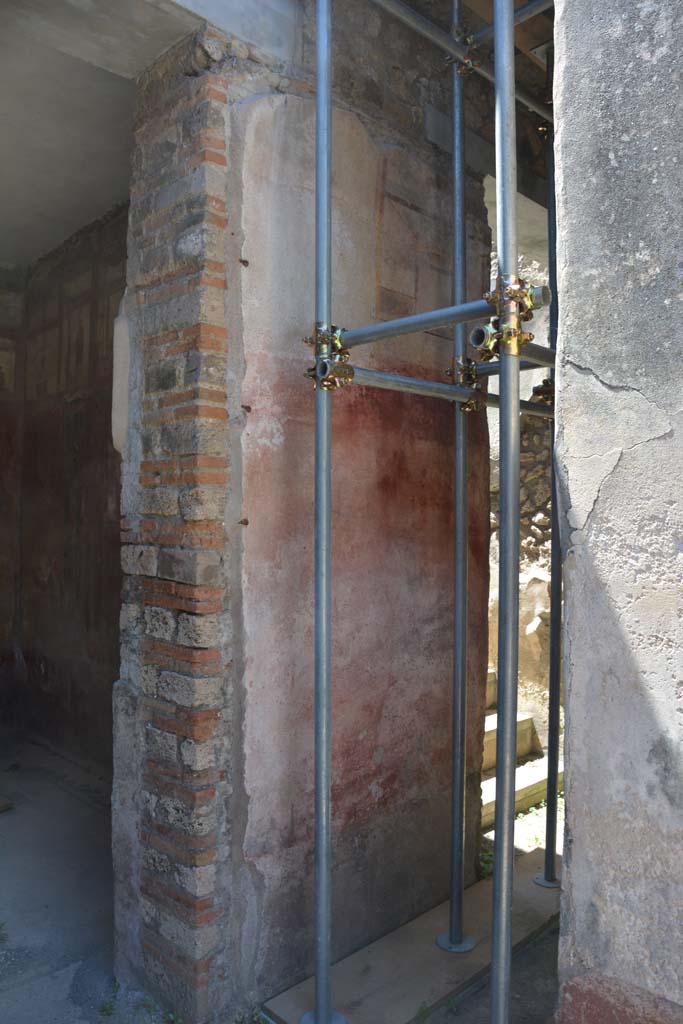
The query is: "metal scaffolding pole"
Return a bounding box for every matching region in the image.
[368,0,552,123]
[437,0,475,956]
[475,358,536,376]
[342,298,495,349]
[342,367,554,421]
[301,4,556,1019]
[490,0,521,1020]
[472,338,554,370]
[471,0,554,45]
[301,4,346,1024]
[535,50,562,892]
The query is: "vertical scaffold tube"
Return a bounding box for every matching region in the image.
[490,0,521,1021]
[437,0,476,957]
[301,4,345,1024]
[536,51,562,890]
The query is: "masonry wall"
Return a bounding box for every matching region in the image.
[0,217,124,767]
[554,0,683,1020]
[489,400,554,740]
[113,9,495,1020]
[0,270,24,669]
[114,36,238,1023]
[486,239,555,734]
[13,213,125,767]
[234,92,491,998]
[491,405,554,572]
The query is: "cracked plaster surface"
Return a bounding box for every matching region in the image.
[558,361,672,537]
[554,0,683,1006]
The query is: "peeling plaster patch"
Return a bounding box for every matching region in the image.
[369,781,384,802]
[566,448,622,532]
[247,416,285,450]
[563,361,672,445]
[566,422,673,538]
[626,241,662,285]
[175,226,208,260]
[634,1,674,63]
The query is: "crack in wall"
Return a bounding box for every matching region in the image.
[564,356,668,414]
[570,429,673,539]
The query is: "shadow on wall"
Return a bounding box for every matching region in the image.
[557,431,683,1009]
[0,210,126,772]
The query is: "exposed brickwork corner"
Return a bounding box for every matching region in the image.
[113,28,234,1024]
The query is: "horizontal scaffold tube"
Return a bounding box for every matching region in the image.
[520,341,555,367]
[343,366,554,419]
[368,0,552,123]
[475,359,537,376]
[342,298,495,349]
[475,343,555,375]
[472,0,554,45]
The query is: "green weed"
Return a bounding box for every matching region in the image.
[479,845,495,879]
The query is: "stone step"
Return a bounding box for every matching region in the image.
[481,756,564,830]
[486,667,497,709]
[482,711,542,773]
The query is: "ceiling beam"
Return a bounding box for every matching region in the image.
[465,0,554,69]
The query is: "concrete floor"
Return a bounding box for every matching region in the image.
[0,735,160,1024]
[0,735,560,1024]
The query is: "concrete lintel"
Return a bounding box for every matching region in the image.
[170,0,300,62]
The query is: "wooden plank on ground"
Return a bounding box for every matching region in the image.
[264,847,560,1024]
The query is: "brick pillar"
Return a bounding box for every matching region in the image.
[113,29,234,1024]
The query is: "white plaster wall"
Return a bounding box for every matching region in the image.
[555,0,683,1005]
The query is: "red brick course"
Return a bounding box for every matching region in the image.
[117,26,233,1024]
